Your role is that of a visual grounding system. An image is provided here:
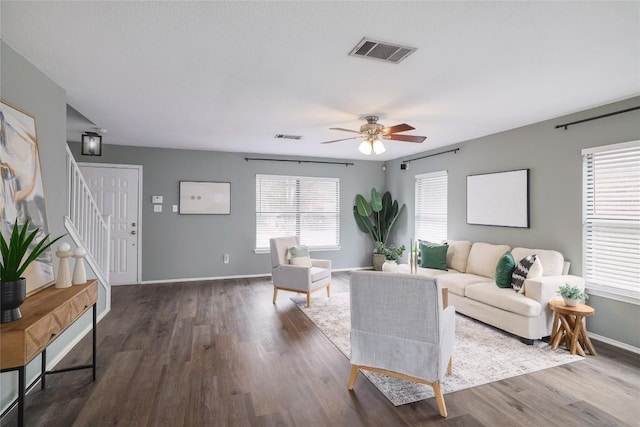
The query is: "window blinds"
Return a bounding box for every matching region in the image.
[583,141,640,299]
[256,174,340,251]
[415,170,448,243]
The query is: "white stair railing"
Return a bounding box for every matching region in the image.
[64,145,111,310]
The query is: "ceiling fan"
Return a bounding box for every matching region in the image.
[321,115,426,155]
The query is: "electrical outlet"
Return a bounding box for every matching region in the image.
[153,205,162,213]
[223,254,229,264]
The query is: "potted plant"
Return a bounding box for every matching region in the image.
[0,219,65,322]
[353,188,405,270]
[376,242,406,272]
[376,242,406,261]
[557,283,589,307]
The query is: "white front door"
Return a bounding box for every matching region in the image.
[79,163,142,285]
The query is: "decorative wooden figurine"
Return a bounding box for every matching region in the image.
[55,242,73,289]
[72,247,87,285]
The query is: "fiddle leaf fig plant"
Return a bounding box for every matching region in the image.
[353,188,405,248]
[0,219,65,282]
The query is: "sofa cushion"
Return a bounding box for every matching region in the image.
[416,266,453,277]
[436,273,493,297]
[511,254,537,292]
[310,266,330,282]
[511,247,564,277]
[465,242,512,279]
[495,252,516,288]
[420,243,448,270]
[465,282,542,317]
[445,240,472,272]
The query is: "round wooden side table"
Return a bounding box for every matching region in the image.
[548,300,597,356]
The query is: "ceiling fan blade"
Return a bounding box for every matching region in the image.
[329,127,361,134]
[382,123,415,134]
[321,136,360,144]
[385,134,427,143]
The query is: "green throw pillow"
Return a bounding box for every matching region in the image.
[287,245,311,267]
[420,243,448,270]
[495,252,516,288]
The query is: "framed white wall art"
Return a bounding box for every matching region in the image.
[179,181,231,214]
[466,169,529,228]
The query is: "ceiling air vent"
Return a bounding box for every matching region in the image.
[349,38,417,64]
[275,134,302,140]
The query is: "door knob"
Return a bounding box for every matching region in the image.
[131,230,137,235]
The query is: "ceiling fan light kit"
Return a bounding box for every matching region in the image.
[358,140,372,155]
[322,115,426,155]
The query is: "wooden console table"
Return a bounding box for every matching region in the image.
[0,280,98,426]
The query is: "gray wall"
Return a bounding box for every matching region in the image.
[0,42,107,413]
[67,143,384,281]
[385,96,640,348]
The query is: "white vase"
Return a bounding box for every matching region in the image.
[382,260,398,272]
[563,297,579,307]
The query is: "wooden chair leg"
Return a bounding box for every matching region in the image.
[272,287,278,304]
[432,382,448,417]
[447,356,453,375]
[306,292,311,307]
[347,365,359,390]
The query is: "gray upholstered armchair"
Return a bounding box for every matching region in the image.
[348,271,455,417]
[269,236,331,307]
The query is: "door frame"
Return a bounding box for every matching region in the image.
[78,162,143,285]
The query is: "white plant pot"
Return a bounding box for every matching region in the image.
[563,298,579,307]
[382,260,398,272]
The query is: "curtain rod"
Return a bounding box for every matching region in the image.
[402,148,460,164]
[555,106,640,130]
[245,157,354,167]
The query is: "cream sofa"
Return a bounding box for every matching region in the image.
[398,241,585,342]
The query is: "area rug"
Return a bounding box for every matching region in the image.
[294,292,583,406]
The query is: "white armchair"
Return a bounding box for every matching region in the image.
[348,271,455,417]
[269,236,331,307]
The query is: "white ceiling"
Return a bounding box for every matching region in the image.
[2,1,639,161]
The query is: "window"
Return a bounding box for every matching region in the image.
[256,174,340,251]
[415,170,448,243]
[583,140,640,302]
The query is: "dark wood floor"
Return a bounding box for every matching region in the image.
[4,272,639,426]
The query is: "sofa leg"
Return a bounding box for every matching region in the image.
[519,337,534,345]
[306,293,311,307]
[326,283,331,298]
[272,287,278,304]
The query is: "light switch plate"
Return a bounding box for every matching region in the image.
[152,195,163,204]
[172,205,178,213]
[153,204,162,213]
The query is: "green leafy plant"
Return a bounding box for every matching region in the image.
[557,283,589,301]
[375,242,406,261]
[353,188,406,248]
[0,219,65,282]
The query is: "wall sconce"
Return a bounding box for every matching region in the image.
[81,132,102,156]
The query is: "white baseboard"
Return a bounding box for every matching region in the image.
[137,267,371,285]
[589,332,640,355]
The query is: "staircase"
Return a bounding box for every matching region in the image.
[64,145,111,310]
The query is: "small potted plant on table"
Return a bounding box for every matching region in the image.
[557,283,589,307]
[376,242,406,272]
[1,219,64,322]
